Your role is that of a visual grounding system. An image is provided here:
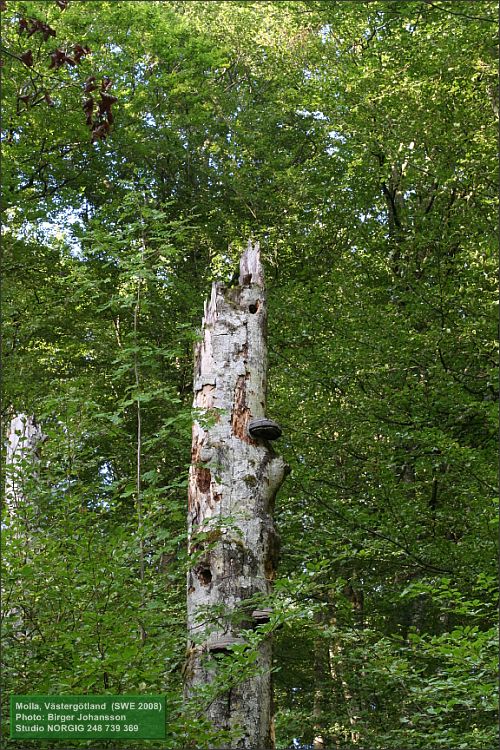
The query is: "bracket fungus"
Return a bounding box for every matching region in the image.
[251,608,273,625]
[248,418,282,441]
[206,636,247,654]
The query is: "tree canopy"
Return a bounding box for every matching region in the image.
[1,2,498,748]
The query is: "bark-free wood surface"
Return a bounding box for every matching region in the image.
[186,242,287,748]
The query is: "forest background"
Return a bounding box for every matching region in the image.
[1,1,498,749]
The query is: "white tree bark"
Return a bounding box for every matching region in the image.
[3,413,44,641]
[186,242,287,749]
[4,413,44,521]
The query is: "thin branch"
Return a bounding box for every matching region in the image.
[423,0,496,23]
[0,46,25,63]
[304,482,454,574]
[285,437,454,575]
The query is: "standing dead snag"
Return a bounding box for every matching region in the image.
[4,414,45,640]
[186,241,288,749]
[5,413,44,522]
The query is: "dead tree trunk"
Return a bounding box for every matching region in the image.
[4,413,44,523]
[3,413,44,642]
[186,241,288,749]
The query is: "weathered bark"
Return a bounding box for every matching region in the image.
[3,414,44,642]
[4,413,44,523]
[186,242,287,749]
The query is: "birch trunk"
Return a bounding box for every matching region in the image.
[185,242,287,749]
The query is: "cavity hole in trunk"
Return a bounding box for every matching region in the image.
[249,303,258,314]
[197,567,212,585]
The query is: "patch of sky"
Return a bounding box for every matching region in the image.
[319,24,332,44]
[3,206,85,257]
[143,113,157,127]
[295,109,328,121]
[326,129,347,156]
[353,208,387,227]
[99,462,114,486]
[156,268,170,283]
[2,130,21,143]
[133,60,150,83]
[43,209,85,256]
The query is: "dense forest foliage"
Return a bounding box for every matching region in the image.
[1,1,498,748]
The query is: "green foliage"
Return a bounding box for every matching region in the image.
[1,1,497,748]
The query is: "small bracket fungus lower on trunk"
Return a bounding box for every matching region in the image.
[206,636,247,654]
[185,241,288,749]
[251,608,273,625]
